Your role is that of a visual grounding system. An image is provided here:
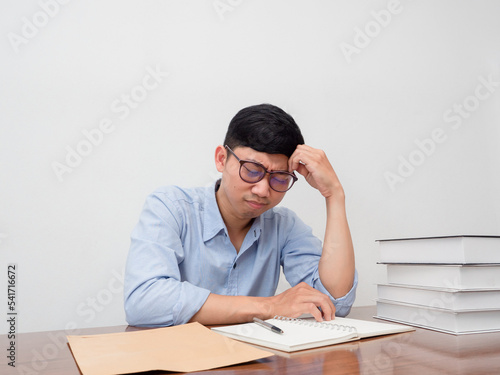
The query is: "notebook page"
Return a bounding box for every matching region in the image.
[212,317,358,352]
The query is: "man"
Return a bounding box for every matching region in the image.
[124,103,357,327]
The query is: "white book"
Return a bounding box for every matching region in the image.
[378,235,500,264]
[211,316,414,352]
[377,284,500,310]
[376,299,500,334]
[385,264,500,289]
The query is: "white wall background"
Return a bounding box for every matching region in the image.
[1,0,499,334]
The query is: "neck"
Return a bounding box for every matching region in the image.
[215,188,253,234]
[216,195,253,253]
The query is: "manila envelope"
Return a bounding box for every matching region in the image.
[67,322,273,374]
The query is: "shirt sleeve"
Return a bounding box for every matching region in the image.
[279,209,358,317]
[123,191,211,327]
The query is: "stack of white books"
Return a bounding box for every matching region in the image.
[375,235,500,334]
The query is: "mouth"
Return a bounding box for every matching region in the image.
[246,200,268,210]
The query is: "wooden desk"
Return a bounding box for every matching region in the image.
[2,306,500,374]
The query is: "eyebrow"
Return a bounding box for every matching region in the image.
[244,158,289,173]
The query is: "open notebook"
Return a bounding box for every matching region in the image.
[212,316,414,352]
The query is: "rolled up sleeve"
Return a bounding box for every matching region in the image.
[312,269,358,317]
[124,192,210,327]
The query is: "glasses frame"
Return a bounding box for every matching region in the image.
[225,145,298,192]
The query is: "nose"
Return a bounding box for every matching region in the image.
[251,176,271,198]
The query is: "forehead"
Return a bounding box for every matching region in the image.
[232,146,289,170]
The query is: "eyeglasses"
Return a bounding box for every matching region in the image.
[225,145,298,192]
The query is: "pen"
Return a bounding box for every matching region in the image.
[253,317,284,334]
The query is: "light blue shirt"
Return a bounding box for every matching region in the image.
[124,181,358,326]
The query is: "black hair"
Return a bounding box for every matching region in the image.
[223,104,304,158]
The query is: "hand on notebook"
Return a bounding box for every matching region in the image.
[268,282,335,322]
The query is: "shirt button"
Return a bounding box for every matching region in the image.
[233,263,237,269]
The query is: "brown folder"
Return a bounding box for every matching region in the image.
[67,322,273,374]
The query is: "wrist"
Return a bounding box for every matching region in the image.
[325,191,346,210]
[236,296,275,322]
[255,296,275,320]
[323,181,345,200]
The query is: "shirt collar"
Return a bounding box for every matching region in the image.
[203,180,226,242]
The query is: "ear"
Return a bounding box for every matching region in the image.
[214,145,227,173]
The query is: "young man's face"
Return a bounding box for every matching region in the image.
[215,146,290,221]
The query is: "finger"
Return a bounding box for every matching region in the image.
[288,152,303,172]
[294,163,309,178]
[309,294,335,321]
[288,150,314,173]
[295,286,336,321]
[319,300,336,321]
[290,147,323,172]
[307,303,324,322]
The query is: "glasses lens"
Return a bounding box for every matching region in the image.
[240,162,265,182]
[269,173,294,192]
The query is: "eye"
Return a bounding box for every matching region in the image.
[271,174,291,186]
[241,162,265,180]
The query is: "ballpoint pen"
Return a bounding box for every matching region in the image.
[253,317,284,334]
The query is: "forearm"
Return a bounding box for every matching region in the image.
[318,192,355,298]
[190,280,338,325]
[189,294,271,325]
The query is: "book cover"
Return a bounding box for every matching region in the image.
[385,264,500,289]
[377,235,500,264]
[377,284,500,310]
[376,299,500,334]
